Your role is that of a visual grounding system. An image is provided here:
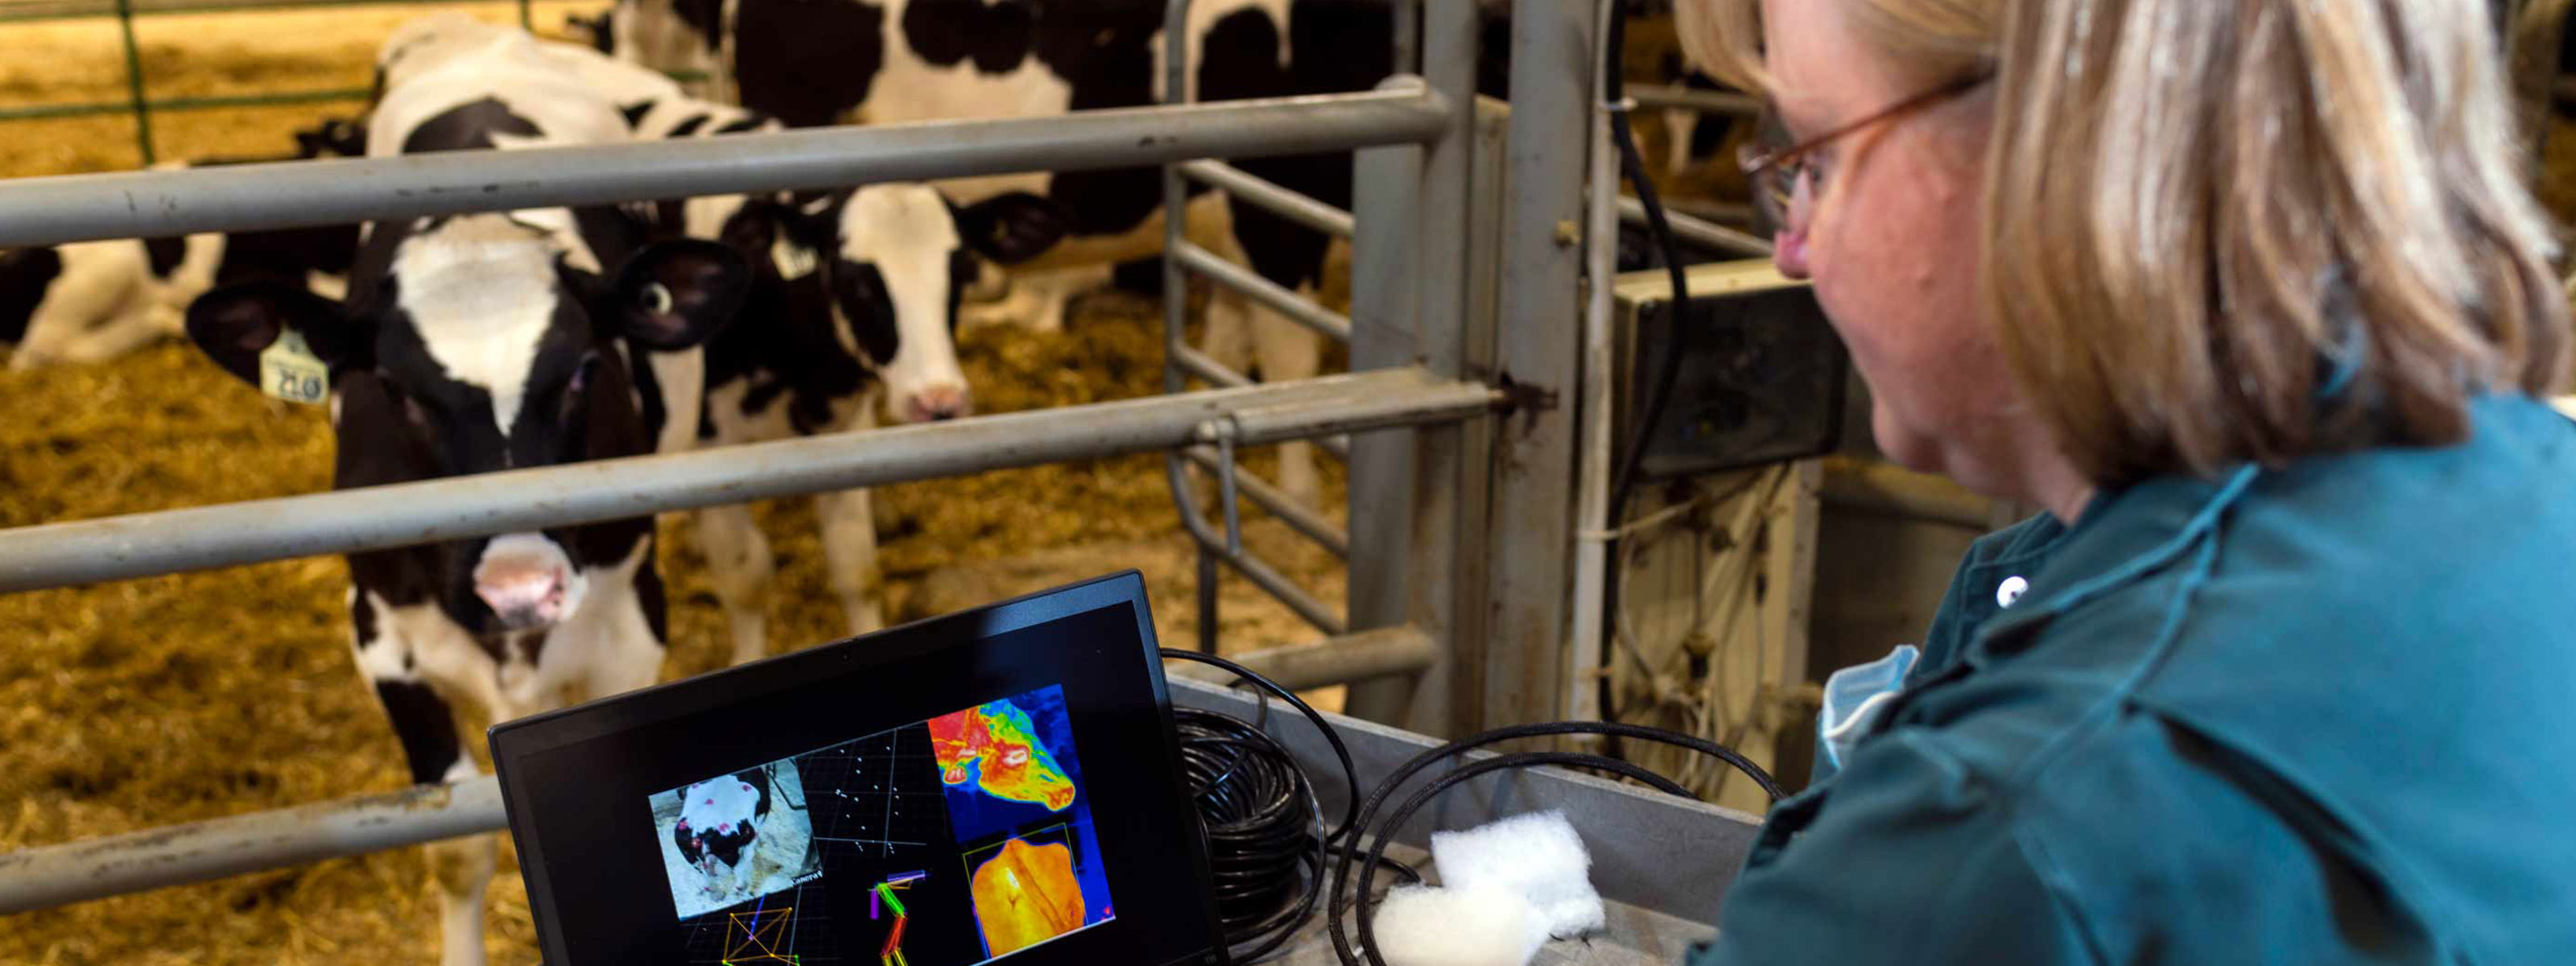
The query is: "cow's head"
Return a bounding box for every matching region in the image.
[807,185,1063,423]
[186,213,749,635]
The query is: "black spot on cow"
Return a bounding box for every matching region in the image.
[0,246,63,345]
[351,590,379,643]
[1031,0,1164,237]
[403,97,544,154]
[702,210,869,438]
[635,547,670,643]
[374,678,463,786]
[142,236,187,279]
[621,99,658,128]
[733,0,883,129]
[674,0,726,52]
[1204,6,1334,293]
[902,0,1034,73]
[1682,71,1736,158]
[574,10,617,53]
[217,221,363,288]
[715,114,774,134]
[667,112,714,137]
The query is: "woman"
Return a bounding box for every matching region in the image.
[1683,0,2576,962]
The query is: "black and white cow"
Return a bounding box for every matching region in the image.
[569,43,1063,660]
[1,120,369,370]
[674,767,773,897]
[592,0,1500,506]
[182,21,750,966]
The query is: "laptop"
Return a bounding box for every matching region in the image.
[489,571,1225,966]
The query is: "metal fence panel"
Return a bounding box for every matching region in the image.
[0,85,1448,247]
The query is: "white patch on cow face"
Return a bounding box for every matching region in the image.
[678,774,763,858]
[836,185,970,423]
[391,216,567,437]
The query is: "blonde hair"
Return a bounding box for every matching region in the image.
[1695,0,2574,484]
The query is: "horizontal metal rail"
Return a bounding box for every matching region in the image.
[0,367,1500,594]
[1171,345,1253,389]
[1172,240,1356,342]
[1169,348,1349,460]
[1668,197,1757,228]
[1184,444,1349,558]
[0,83,1448,249]
[1628,84,1762,118]
[0,87,369,123]
[1179,159,1356,237]
[1165,625,1435,691]
[0,0,508,23]
[1618,196,1773,258]
[0,777,503,915]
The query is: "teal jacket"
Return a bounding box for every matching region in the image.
[1691,396,2576,964]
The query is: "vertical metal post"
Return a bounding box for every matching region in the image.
[521,0,535,31]
[1161,0,1218,654]
[1393,0,1422,76]
[1345,137,1423,724]
[114,0,155,166]
[1440,97,1509,737]
[1480,0,1596,728]
[1342,0,1480,732]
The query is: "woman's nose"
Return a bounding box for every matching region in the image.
[1773,229,1813,279]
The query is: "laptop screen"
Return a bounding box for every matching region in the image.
[489,573,1220,966]
[651,683,1115,964]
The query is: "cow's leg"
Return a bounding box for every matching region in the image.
[814,394,885,636]
[427,805,498,966]
[53,304,173,364]
[695,502,774,664]
[352,594,492,966]
[1665,108,1701,175]
[1249,293,1324,505]
[815,485,885,637]
[1202,217,1327,506]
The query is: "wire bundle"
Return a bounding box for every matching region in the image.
[1164,649,1397,964]
[1174,704,1326,952]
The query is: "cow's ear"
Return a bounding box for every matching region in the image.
[954,192,1067,266]
[184,280,366,386]
[605,239,751,350]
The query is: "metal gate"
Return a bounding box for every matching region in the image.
[0,0,1610,923]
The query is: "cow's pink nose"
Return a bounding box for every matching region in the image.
[475,559,567,630]
[905,385,972,423]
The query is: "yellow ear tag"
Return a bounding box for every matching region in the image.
[258,329,328,405]
[772,234,819,280]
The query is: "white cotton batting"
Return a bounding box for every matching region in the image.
[1429,810,1606,939]
[1368,885,1548,966]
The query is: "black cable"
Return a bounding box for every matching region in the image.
[1599,0,1699,724]
[1164,648,1420,963]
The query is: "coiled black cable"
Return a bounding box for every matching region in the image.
[1162,649,1419,964]
[1161,664,1782,965]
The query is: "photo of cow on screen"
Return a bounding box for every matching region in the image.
[650,759,822,919]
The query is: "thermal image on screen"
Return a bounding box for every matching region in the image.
[929,699,1076,811]
[967,838,1085,956]
[661,683,1113,966]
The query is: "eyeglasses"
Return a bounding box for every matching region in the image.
[1736,73,1992,229]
